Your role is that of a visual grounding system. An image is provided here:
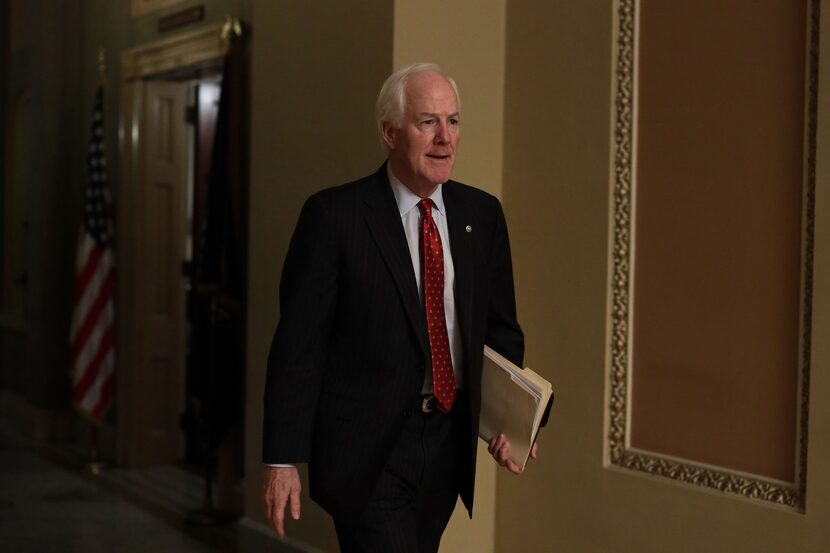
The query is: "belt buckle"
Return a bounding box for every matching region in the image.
[421,395,435,413]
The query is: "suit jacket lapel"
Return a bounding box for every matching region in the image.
[443,182,475,375]
[364,166,430,356]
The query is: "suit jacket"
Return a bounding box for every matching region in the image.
[263,163,523,520]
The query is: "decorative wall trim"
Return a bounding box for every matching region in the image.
[121,23,227,82]
[606,0,820,511]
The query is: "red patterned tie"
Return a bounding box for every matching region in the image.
[418,199,456,413]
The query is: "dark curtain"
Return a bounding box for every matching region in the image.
[189,31,249,454]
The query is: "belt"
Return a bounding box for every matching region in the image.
[418,391,464,414]
[420,394,439,413]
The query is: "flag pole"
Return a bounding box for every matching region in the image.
[75,46,114,475]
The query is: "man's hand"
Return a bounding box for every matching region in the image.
[488,433,539,475]
[263,466,302,539]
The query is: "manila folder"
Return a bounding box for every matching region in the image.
[478,345,554,470]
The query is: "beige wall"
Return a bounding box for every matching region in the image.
[500,0,614,550]
[499,0,830,552]
[243,1,393,551]
[394,0,507,200]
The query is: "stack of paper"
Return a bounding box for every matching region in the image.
[478,345,554,470]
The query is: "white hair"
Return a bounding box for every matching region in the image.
[375,63,461,151]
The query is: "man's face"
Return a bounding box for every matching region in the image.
[383,72,460,196]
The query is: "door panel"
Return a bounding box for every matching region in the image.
[118,80,188,466]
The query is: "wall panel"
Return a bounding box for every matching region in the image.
[608,0,818,508]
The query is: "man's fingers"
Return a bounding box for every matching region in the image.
[489,433,507,457]
[488,435,536,474]
[274,504,286,539]
[505,458,524,475]
[263,466,301,540]
[267,487,287,538]
[275,489,288,538]
[264,490,279,535]
[289,485,302,520]
[490,434,530,473]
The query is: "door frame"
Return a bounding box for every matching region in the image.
[117,23,228,465]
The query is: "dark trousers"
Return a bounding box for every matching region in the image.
[334,394,468,553]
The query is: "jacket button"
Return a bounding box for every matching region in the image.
[402,408,412,418]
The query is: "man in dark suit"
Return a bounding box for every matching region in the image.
[263,63,536,553]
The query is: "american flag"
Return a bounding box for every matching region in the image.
[70,85,115,422]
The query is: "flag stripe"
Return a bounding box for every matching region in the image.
[72,321,114,401]
[74,237,102,302]
[72,301,113,384]
[71,247,113,342]
[75,229,94,272]
[78,349,114,414]
[90,369,115,420]
[71,242,109,340]
[71,269,114,362]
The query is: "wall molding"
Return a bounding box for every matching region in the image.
[606,0,820,511]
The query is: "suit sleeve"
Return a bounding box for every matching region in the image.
[262,193,338,464]
[484,201,525,369]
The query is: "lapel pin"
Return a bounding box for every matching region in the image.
[465,225,472,233]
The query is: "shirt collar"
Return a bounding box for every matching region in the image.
[387,163,446,217]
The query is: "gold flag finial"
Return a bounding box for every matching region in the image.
[221,16,242,40]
